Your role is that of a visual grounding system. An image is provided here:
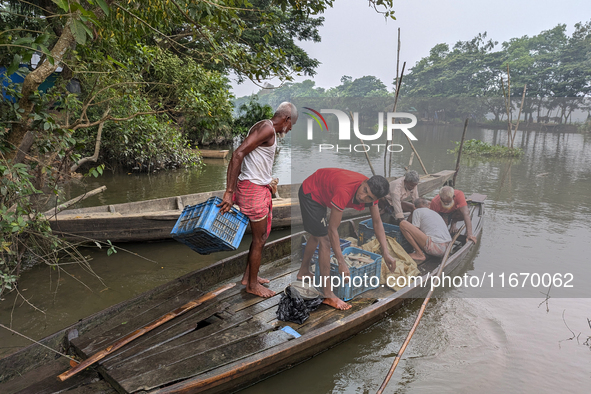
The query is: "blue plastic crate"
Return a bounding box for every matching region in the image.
[313,247,382,301]
[358,219,411,252]
[171,196,249,255]
[301,238,351,263]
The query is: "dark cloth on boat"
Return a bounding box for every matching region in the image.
[277,286,323,325]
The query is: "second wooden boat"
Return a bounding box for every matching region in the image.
[48,170,454,243]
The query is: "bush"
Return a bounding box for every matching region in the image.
[449,139,523,157]
[233,96,274,138]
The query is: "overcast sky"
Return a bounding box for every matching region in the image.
[231,0,591,97]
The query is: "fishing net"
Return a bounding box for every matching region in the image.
[276,285,323,325]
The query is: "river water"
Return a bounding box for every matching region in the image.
[1,124,591,393]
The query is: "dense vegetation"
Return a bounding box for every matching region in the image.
[241,22,591,126]
[0,0,397,296]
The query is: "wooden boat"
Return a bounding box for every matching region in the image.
[198,150,230,159]
[48,170,455,243]
[1,194,485,394]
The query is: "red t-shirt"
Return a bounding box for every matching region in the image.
[430,190,467,213]
[302,168,375,211]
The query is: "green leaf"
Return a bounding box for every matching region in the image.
[7,54,21,75]
[96,0,110,16]
[13,36,34,45]
[52,0,69,12]
[71,20,87,45]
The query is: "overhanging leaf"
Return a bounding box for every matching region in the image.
[96,0,110,16]
[70,20,87,45]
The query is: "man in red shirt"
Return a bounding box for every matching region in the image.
[430,186,477,244]
[297,168,396,310]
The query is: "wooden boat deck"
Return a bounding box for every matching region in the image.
[3,195,484,394]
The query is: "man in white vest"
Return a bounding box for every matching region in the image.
[218,102,298,298]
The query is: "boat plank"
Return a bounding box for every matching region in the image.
[74,259,293,355]
[94,300,231,367]
[111,329,292,393]
[101,270,292,370]
[106,318,273,378]
[5,358,97,394]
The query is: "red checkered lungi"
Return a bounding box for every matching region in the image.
[233,180,273,237]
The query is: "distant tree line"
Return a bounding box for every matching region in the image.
[239,22,591,125]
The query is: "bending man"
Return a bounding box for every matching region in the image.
[380,170,420,225]
[218,102,298,298]
[399,197,452,262]
[297,168,396,310]
[430,186,477,244]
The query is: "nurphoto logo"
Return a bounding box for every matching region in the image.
[303,107,418,153]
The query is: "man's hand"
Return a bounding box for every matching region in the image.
[218,191,234,214]
[467,235,478,244]
[382,252,397,272]
[449,223,458,235]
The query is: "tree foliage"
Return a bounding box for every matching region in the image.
[402,22,591,123]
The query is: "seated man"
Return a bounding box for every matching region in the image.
[399,198,452,262]
[430,186,477,244]
[297,168,396,310]
[380,170,419,225]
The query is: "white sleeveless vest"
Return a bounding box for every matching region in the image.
[238,120,276,185]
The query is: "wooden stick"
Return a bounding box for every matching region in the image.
[43,186,107,218]
[452,118,469,187]
[377,209,476,393]
[57,283,236,381]
[386,62,406,177]
[511,84,527,148]
[349,111,376,176]
[404,133,428,175]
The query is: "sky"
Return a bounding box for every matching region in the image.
[231,0,591,97]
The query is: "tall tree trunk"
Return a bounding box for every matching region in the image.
[6,12,80,164]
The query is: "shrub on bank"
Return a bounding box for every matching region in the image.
[449,139,523,157]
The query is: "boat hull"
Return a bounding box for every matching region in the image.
[49,171,455,243]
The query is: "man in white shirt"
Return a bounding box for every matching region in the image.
[399,197,452,262]
[380,170,419,225]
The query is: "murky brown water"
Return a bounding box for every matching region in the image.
[1,125,591,393]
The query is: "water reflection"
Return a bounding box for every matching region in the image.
[2,125,591,393]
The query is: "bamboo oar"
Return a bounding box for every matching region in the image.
[377,208,476,393]
[57,282,236,381]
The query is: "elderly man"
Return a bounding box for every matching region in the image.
[218,102,297,298]
[430,186,477,244]
[380,170,420,225]
[399,198,452,262]
[297,168,396,310]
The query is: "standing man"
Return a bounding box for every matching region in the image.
[380,170,420,225]
[430,186,477,244]
[218,102,298,298]
[297,168,396,310]
[399,198,452,262]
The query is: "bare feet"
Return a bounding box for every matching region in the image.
[296,267,313,281]
[245,282,276,298]
[408,252,426,262]
[241,276,270,285]
[322,297,351,310]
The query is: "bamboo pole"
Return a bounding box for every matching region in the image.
[377,209,476,393]
[511,84,527,148]
[43,186,107,218]
[386,29,402,177]
[57,283,236,381]
[452,119,469,187]
[403,134,428,175]
[349,111,376,176]
[387,62,406,178]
